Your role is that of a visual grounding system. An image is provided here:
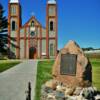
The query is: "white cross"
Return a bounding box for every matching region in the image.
[31,12,35,16]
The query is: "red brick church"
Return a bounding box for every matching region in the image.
[8,0,58,59]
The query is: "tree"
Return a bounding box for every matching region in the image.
[82,47,94,51]
[0,3,8,56]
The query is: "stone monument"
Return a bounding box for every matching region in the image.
[41,40,100,100]
[52,40,92,87]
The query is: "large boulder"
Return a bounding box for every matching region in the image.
[52,40,92,87]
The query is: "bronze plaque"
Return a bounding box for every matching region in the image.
[60,54,77,75]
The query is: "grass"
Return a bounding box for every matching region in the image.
[35,60,54,100]
[0,60,20,73]
[35,58,100,100]
[91,59,100,90]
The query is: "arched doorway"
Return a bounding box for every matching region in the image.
[29,47,37,59]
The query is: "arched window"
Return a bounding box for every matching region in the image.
[31,21,34,27]
[50,21,54,31]
[11,6,16,15]
[13,7,16,14]
[12,21,16,31]
[50,44,54,56]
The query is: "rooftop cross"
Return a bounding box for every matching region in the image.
[31,12,35,17]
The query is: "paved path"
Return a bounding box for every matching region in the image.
[0,60,38,100]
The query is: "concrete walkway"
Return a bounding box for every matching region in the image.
[0,60,38,100]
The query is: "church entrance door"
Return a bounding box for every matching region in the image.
[29,47,37,59]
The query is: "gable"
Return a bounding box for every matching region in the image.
[21,16,42,28]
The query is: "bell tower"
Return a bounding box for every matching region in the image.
[8,0,21,59]
[46,0,58,58]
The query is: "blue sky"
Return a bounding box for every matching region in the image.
[1,0,100,49]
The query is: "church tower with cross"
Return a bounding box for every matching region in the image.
[8,0,58,59]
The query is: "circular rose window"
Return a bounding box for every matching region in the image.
[31,31,35,36]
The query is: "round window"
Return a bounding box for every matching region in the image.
[31,31,35,36]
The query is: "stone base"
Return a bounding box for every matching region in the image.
[41,80,100,100]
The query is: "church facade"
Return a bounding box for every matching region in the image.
[8,0,58,59]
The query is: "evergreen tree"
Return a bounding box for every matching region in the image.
[0,3,8,55]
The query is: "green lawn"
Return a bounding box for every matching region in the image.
[91,59,100,90]
[35,60,54,100]
[0,60,20,73]
[35,59,100,100]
